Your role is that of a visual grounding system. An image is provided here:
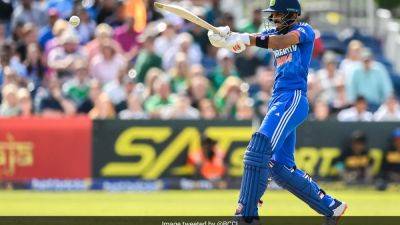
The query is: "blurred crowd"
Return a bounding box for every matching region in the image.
[0,0,399,121]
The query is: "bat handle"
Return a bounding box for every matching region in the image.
[210,27,228,37]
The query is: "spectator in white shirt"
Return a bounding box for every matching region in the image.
[339,40,363,92]
[90,39,127,84]
[154,22,177,57]
[118,93,148,120]
[162,32,202,70]
[47,30,85,78]
[374,96,400,121]
[314,51,345,105]
[337,96,373,122]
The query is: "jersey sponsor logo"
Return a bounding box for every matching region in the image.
[273,45,297,67]
[273,45,297,58]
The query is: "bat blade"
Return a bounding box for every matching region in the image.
[153,2,221,35]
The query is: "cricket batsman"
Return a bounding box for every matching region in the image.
[207,0,348,223]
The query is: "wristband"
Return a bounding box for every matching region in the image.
[255,35,269,49]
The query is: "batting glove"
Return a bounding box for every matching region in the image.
[208,26,231,48]
[226,32,250,53]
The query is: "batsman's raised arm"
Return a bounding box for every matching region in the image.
[208,28,301,53]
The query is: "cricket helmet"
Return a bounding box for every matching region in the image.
[263,0,301,15]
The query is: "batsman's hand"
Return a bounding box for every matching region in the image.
[208,26,230,48]
[226,32,250,54]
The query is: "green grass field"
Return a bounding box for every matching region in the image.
[0,189,399,216]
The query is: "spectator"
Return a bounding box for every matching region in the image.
[218,12,236,31]
[11,0,47,29]
[0,42,27,83]
[239,9,262,33]
[88,92,115,119]
[24,43,44,87]
[309,100,331,121]
[1,67,19,87]
[104,0,126,28]
[103,70,137,112]
[45,0,73,19]
[313,51,345,105]
[47,30,85,79]
[250,67,274,118]
[337,96,373,122]
[134,34,162,83]
[162,32,202,70]
[204,0,222,25]
[381,128,400,183]
[189,12,209,54]
[144,76,175,117]
[96,0,116,24]
[44,19,69,55]
[374,96,400,121]
[74,6,96,44]
[337,131,373,184]
[62,60,90,106]
[78,79,102,113]
[37,8,59,49]
[113,16,140,58]
[146,0,163,22]
[15,23,38,62]
[199,99,218,119]
[190,64,206,77]
[89,39,126,84]
[143,67,163,99]
[35,77,76,117]
[0,1,13,26]
[188,74,213,109]
[161,94,200,120]
[235,48,263,79]
[339,40,363,85]
[187,135,226,180]
[0,23,6,43]
[331,78,350,113]
[214,76,243,118]
[169,52,191,94]
[348,48,393,108]
[17,88,33,117]
[154,22,177,57]
[210,48,239,90]
[118,93,148,120]
[0,84,19,117]
[85,23,122,60]
[235,97,254,120]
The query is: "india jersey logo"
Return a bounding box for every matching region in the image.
[270,0,276,7]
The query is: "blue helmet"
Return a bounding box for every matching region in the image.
[263,0,301,15]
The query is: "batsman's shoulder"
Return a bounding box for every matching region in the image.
[261,28,277,36]
[294,22,315,37]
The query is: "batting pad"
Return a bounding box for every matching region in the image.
[237,132,272,219]
[269,160,335,217]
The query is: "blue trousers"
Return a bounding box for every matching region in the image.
[258,90,308,167]
[237,90,338,218]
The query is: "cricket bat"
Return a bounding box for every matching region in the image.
[154,2,222,35]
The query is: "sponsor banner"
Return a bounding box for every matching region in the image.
[92,120,252,179]
[91,179,164,191]
[0,117,92,181]
[93,120,400,179]
[30,179,91,191]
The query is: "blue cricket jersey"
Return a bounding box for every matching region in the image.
[262,22,315,95]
